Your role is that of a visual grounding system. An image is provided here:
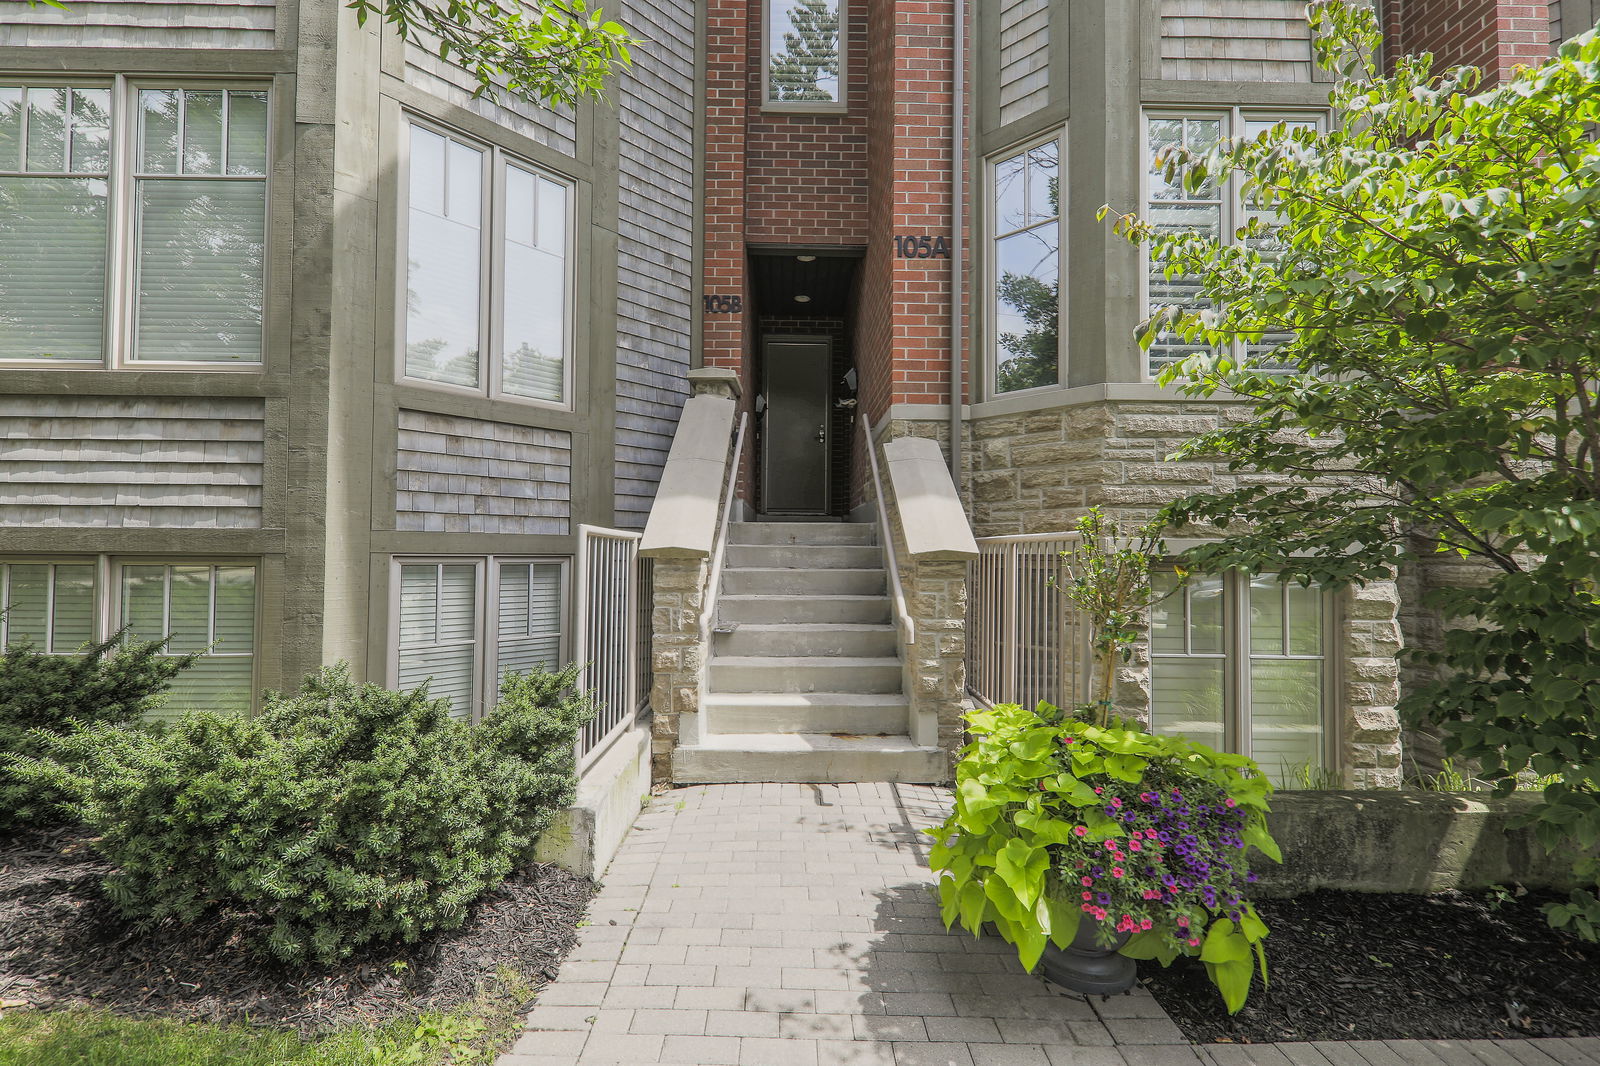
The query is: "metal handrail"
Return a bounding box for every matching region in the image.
[698,412,749,642]
[861,418,916,644]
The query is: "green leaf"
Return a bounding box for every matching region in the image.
[995,838,1049,910]
[1243,820,1283,864]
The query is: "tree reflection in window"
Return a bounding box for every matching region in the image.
[992,139,1060,393]
[769,0,842,104]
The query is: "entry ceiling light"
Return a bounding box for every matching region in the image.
[794,294,812,303]
[796,254,817,262]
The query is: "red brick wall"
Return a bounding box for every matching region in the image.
[701,0,966,431]
[703,0,753,381]
[854,0,962,424]
[1392,0,1550,82]
[745,0,869,244]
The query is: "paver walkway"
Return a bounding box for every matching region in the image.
[498,784,1600,1066]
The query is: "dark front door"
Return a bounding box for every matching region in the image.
[761,336,831,514]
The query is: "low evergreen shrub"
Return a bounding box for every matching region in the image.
[0,633,195,832]
[18,662,595,965]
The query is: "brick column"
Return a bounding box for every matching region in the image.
[1391,0,1551,82]
[858,0,962,429]
[703,0,752,380]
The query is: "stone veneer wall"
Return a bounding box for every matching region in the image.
[647,557,708,783]
[929,398,1405,788]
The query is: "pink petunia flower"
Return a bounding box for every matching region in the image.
[1072,825,1088,837]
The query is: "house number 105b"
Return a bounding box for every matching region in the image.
[703,295,743,313]
[894,235,950,259]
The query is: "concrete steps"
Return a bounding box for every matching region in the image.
[669,520,942,785]
[715,623,898,659]
[718,594,891,626]
[722,567,886,597]
[672,732,946,784]
[708,655,903,694]
[703,693,910,735]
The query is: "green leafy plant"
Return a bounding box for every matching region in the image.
[1055,507,1180,726]
[24,0,633,110]
[1101,0,1600,940]
[346,0,636,108]
[17,662,594,965]
[0,631,195,832]
[928,702,1279,1013]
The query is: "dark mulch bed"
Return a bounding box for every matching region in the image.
[1141,888,1600,1044]
[0,827,595,1037]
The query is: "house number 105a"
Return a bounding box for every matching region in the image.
[894,235,950,259]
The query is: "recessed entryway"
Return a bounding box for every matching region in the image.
[747,247,863,518]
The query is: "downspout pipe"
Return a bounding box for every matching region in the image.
[948,0,966,480]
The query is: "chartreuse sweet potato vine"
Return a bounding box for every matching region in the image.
[928,702,1281,1013]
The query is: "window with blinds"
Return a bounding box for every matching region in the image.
[494,560,564,700]
[119,563,257,719]
[391,556,567,723]
[1143,109,1324,378]
[0,81,268,368]
[401,119,572,407]
[0,86,111,362]
[396,561,481,721]
[0,562,97,653]
[1149,570,1330,788]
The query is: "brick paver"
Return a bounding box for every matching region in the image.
[497,784,1597,1066]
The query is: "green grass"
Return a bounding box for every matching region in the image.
[0,968,535,1066]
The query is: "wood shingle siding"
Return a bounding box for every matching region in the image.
[0,0,275,49]
[1159,0,1314,82]
[394,409,571,535]
[998,0,1050,127]
[403,39,578,157]
[613,0,695,530]
[0,396,264,528]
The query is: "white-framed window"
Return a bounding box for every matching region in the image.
[0,561,97,654]
[0,557,259,717]
[764,0,846,110]
[400,118,573,407]
[119,563,258,718]
[0,80,269,368]
[989,130,1063,395]
[1142,108,1325,378]
[390,556,567,722]
[1149,570,1333,788]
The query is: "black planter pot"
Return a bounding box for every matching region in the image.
[1038,918,1137,995]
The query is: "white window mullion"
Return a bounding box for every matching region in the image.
[488,150,507,401]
